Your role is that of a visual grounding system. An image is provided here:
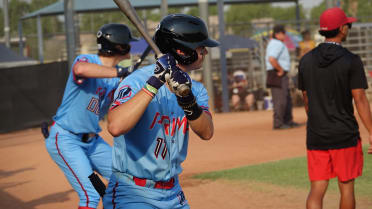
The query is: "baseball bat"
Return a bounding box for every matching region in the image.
[113,0,190,96]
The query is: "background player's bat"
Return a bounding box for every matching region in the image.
[113,0,190,96]
[88,173,106,197]
[114,0,161,56]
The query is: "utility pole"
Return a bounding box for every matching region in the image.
[3,0,10,48]
[198,0,215,112]
[161,0,168,18]
[217,0,229,112]
[64,0,76,69]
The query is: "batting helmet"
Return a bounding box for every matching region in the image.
[97,23,138,56]
[154,14,219,65]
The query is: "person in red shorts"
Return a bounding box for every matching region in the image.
[298,7,372,209]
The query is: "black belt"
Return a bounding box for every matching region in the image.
[81,133,97,143]
[267,69,287,76]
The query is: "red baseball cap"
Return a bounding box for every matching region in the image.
[319,7,357,31]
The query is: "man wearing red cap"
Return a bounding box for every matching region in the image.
[298,7,372,209]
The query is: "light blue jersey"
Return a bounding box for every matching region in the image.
[265,38,291,71]
[46,54,120,208]
[104,64,210,209]
[110,64,210,181]
[54,54,120,134]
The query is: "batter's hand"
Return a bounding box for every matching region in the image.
[167,69,192,97]
[154,53,176,83]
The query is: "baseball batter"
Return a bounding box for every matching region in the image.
[103,14,219,209]
[45,24,138,209]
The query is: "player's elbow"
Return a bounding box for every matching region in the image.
[199,129,213,140]
[73,62,87,76]
[107,122,124,137]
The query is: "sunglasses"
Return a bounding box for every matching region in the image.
[346,23,352,29]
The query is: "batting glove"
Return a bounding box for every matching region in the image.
[144,54,174,97]
[115,65,133,78]
[170,72,202,121]
[167,69,192,97]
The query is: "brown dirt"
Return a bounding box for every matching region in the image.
[0,107,371,209]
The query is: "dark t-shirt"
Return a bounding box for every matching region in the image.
[298,43,368,150]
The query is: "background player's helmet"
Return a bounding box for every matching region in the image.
[154,14,219,65]
[97,23,138,56]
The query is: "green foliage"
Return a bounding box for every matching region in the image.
[355,0,372,22]
[310,0,372,22]
[226,4,305,24]
[310,1,326,20]
[194,146,372,197]
[225,4,306,35]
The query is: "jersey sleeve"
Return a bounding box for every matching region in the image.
[267,40,284,59]
[71,55,92,85]
[193,82,211,116]
[110,74,141,110]
[349,55,368,90]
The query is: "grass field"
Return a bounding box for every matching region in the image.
[194,146,372,197]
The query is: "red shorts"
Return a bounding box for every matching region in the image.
[307,139,364,182]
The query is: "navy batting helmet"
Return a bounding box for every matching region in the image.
[97,23,138,56]
[154,14,219,65]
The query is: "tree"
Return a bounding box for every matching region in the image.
[310,0,372,22]
[225,3,306,35]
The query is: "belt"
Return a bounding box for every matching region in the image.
[115,172,175,190]
[52,121,96,143]
[81,133,97,143]
[133,176,175,190]
[267,69,288,76]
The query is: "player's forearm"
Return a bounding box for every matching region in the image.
[108,91,152,137]
[189,112,214,140]
[354,92,372,134]
[268,57,284,73]
[74,62,117,78]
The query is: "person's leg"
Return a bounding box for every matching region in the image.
[45,127,100,208]
[271,86,286,128]
[281,76,294,125]
[89,136,112,180]
[231,94,240,111]
[245,93,255,111]
[338,179,355,209]
[331,140,363,209]
[306,180,329,209]
[306,149,335,209]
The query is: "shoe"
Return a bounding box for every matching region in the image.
[287,121,301,128]
[273,124,291,130]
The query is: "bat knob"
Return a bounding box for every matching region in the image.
[178,85,191,97]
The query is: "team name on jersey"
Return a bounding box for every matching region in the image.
[149,112,188,136]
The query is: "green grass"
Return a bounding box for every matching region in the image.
[194,146,372,196]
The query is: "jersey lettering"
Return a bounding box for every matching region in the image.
[149,112,188,136]
[154,137,167,160]
[87,97,100,115]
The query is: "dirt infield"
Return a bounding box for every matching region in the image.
[1,107,371,209]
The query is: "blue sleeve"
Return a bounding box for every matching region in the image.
[71,55,95,86]
[267,40,284,59]
[193,81,210,114]
[110,72,143,110]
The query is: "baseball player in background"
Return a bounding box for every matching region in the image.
[45,23,138,209]
[102,14,219,209]
[298,8,372,209]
